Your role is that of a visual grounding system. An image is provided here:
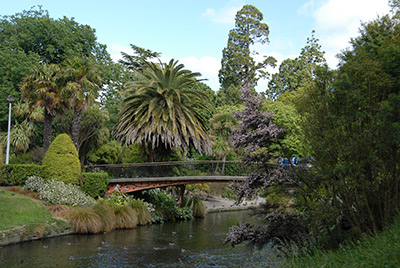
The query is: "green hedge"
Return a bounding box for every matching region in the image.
[0,164,45,185]
[81,172,109,198]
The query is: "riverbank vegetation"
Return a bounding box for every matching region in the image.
[0,2,398,265]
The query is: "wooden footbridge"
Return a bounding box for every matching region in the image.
[84,161,252,195]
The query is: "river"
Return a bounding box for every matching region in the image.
[0,211,276,267]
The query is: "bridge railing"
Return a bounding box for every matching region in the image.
[84,161,252,179]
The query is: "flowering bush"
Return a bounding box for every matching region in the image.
[24,176,95,207]
[23,176,46,193]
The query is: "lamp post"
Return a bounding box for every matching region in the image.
[5,95,15,164]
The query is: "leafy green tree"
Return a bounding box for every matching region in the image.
[218,5,276,92]
[20,64,65,156]
[267,31,325,100]
[0,6,109,131]
[54,103,109,165]
[115,59,212,161]
[119,44,161,72]
[62,56,103,150]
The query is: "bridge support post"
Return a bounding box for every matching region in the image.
[178,184,185,207]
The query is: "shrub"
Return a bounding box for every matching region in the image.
[80,172,109,198]
[67,207,103,233]
[24,176,95,207]
[128,199,152,225]
[23,176,46,193]
[42,133,81,184]
[113,205,138,229]
[93,202,116,232]
[0,164,45,185]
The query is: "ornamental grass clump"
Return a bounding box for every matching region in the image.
[93,202,116,232]
[46,205,71,220]
[187,196,206,218]
[128,199,152,225]
[113,205,138,229]
[67,207,103,234]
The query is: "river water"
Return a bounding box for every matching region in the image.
[0,211,276,268]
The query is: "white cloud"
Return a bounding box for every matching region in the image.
[301,0,390,68]
[178,56,221,91]
[108,43,132,63]
[202,4,241,24]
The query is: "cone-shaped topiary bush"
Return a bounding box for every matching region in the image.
[42,133,81,184]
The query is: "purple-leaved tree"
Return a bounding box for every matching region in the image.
[224,85,308,248]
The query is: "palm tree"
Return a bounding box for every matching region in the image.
[62,57,102,151]
[115,59,212,161]
[21,64,64,156]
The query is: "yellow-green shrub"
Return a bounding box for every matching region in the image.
[42,133,81,184]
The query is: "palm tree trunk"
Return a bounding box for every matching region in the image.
[71,106,82,152]
[43,109,53,158]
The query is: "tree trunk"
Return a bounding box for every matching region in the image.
[42,109,53,159]
[71,107,82,152]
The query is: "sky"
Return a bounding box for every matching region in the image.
[0,0,392,91]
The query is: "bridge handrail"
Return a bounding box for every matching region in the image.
[84,160,244,169]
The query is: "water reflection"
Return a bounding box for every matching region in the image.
[0,211,276,267]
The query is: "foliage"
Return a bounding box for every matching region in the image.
[42,133,81,184]
[0,189,53,230]
[54,103,110,165]
[225,211,308,248]
[222,189,237,200]
[295,15,400,242]
[21,63,66,155]
[115,59,212,161]
[62,56,103,150]
[66,207,103,234]
[86,140,124,164]
[284,214,400,268]
[80,172,109,198]
[0,164,45,185]
[139,189,194,222]
[23,176,95,207]
[218,5,276,92]
[119,43,161,72]
[267,31,326,100]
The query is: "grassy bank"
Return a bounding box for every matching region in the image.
[0,189,52,230]
[284,216,400,267]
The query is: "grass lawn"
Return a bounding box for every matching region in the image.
[286,217,400,267]
[0,189,52,230]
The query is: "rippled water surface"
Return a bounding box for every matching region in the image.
[0,210,276,267]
